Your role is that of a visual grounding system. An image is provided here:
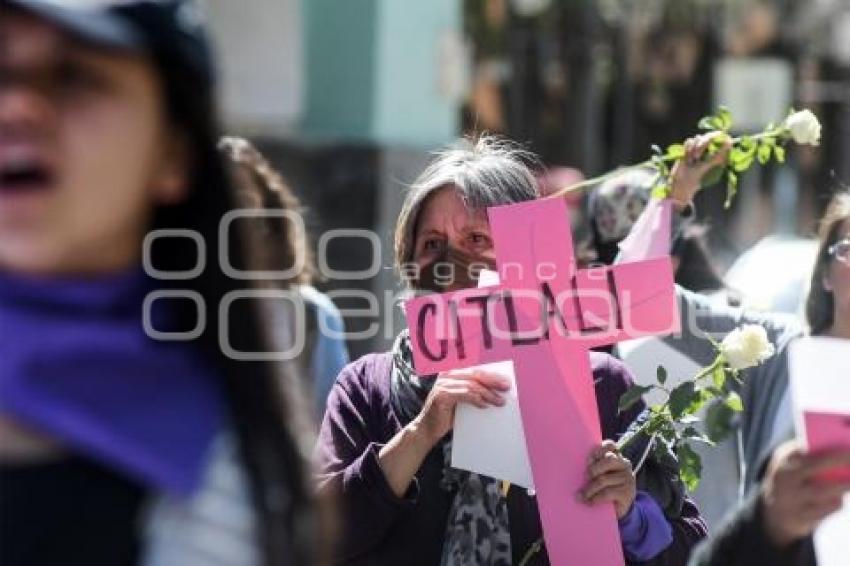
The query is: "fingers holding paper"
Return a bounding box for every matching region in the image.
[414,369,511,446]
[580,440,637,519]
[380,369,511,499]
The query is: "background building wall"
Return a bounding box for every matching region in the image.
[206,0,464,358]
[206,0,303,135]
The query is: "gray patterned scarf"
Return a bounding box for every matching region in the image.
[390,330,512,566]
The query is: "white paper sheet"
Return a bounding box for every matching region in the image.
[789,337,850,566]
[451,360,535,489]
[790,337,850,419]
[449,269,535,489]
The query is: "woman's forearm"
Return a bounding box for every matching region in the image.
[378,420,435,498]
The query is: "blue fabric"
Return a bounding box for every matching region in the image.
[0,268,224,495]
[618,491,674,561]
[307,290,349,417]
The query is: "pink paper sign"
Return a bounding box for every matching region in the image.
[805,410,850,483]
[404,197,679,566]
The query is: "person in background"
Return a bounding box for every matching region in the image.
[592,136,806,498]
[615,134,849,519]
[219,136,349,421]
[584,160,745,528]
[315,136,706,565]
[587,167,728,296]
[0,2,315,565]
[688,191,850,566]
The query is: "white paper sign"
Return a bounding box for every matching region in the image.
[449,269,534,489]
[790,337,850,422]
[790,337,850,566]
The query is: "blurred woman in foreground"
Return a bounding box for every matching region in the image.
[0,2,314,564]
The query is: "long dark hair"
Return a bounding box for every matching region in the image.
[806,191,850,335]
[218,136,318,288]
[147,41,315,566]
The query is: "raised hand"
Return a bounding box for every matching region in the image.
[668,132,732,208]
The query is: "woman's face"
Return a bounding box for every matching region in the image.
[0,10,188,275]
[825,219,850,324]
[412,186,495,288]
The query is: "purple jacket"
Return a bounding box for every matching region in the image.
[316,351,706,565]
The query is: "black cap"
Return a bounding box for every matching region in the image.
[6,0,213,85]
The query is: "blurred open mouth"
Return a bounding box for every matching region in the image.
[0,156,55,196]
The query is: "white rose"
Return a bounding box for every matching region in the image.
[784,109,821,146]
[720,325,776,370]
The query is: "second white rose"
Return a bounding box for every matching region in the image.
[720,324,776,370]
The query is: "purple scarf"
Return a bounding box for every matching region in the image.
[0,268,224,496]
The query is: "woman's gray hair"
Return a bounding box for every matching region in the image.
[393,135,540,280]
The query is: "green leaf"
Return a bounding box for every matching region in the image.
[665,144,685,160]
[656,365,668,385]
[709,134,730,155]
[712,365,726,390]
[730,147,755,173]
[725,391,744,412]
[729,136,758,173]
[651,156,670,177]
[682,426,716,446]
[659,425,678,444]
[671,384,715,421]
[757,143,772,165]
[718,107,732,129]
[700,165,725,188]
[724,170,739,208]
[738,136,756,152]
[647,415,672,439]
[716,106,733,131]
[698,116,716,131]
[618,384,652,413]
[775,146,786,163]
[677,443,703,492]
[651,183,670,199]
[705,399,735,443]
[669,382,699,419]
[697,107,733,133]
[706,385,724,397]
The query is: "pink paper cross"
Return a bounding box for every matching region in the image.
[404,197,680,565]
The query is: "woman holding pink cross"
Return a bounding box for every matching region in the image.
[316,136,708,565]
